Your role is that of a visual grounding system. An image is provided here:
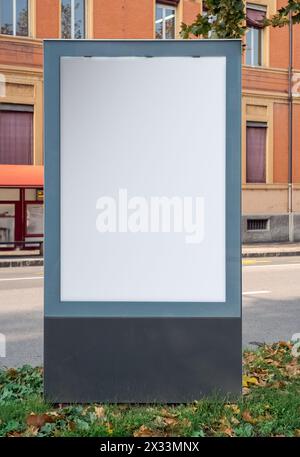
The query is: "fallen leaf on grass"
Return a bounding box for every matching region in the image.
[242,387,250,395]
[230,416,240,426]
[26,413,56,428]
[242,411,257,425]
[223,427,234,437]
[133,425,159,437]
[68,421,76,431]
[160,408,178,419]
[6,368,18,379]
[105,422,114,435]
[225,404,240,414]
[270,380,286,389]
[219,417,234,437]
[242,375,259,387]
[94,406,106,419]
[278,341,291,349]
[24,425,39,437]
[251,377,267,387]
[243,352,257,364]
[154,414,179,429]
[154,416,165,427]
[163,417,178,427]
[285,361,300,377]
[7,431,23,437]
[264,358,281,367]
[181,418,192,428]
[294,429,300,437]
[257,413,272,422]
[47,411,63,419]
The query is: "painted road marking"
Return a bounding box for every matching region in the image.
[242,290,271,296]
[242,259,269,265]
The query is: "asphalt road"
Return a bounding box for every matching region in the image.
[0,266,43,368]
[243,256,300,348]
[0,257,300,367]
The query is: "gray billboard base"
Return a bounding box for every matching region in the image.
[44,317,241,403]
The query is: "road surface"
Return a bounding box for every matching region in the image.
[0,257,300,367]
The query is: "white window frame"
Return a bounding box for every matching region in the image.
[155,4,176,40]
[61,0,85,39]
[0,0,29,36]
[246,3,266,67]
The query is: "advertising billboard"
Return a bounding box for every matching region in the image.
[44,40,241,402]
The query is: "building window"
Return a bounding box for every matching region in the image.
[61,0,85,39]
[0,0,28,36]
[0,108,33,165]
[26,203,44,236]
[246,4,266,66]
[155,3,176,39]
[0,204,15,244]
[246,121,267,183]
[61,0,85,40]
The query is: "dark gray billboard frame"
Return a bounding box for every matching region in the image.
[44,39,241,403]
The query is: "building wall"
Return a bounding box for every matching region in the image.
[1,0,300,243]
[36,0,60,39]
[0,38,43,165]
[181,0,201,27]
[240,0,300,242]
[93,0,154,39]
[269,0,300,70]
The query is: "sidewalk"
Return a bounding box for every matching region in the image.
[0,257,43,268]
[242,242,300,258]
[0,249,43,268]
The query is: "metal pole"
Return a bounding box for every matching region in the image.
[288,12,294,242]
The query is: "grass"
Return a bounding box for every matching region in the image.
[0,342,300,437]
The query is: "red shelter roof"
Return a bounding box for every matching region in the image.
[0,165,44,187]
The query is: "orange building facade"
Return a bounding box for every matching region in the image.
[0,0,299,246]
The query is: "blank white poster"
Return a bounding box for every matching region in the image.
[60,56,226,302]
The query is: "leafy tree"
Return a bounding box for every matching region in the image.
[180,0,246,39]
[180,1,300,39]
[266,0,300,27]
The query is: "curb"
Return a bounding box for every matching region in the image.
[242,250,300,258]
[0,258,44,268]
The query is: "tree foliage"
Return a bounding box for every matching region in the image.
[266,0,300,27]
[180,0,246,39]
[180,1,300,40]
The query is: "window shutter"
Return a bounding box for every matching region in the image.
[157,0,180,6]
[0,111,33,165]
[246,7,266,29]
[246,123,267,183]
